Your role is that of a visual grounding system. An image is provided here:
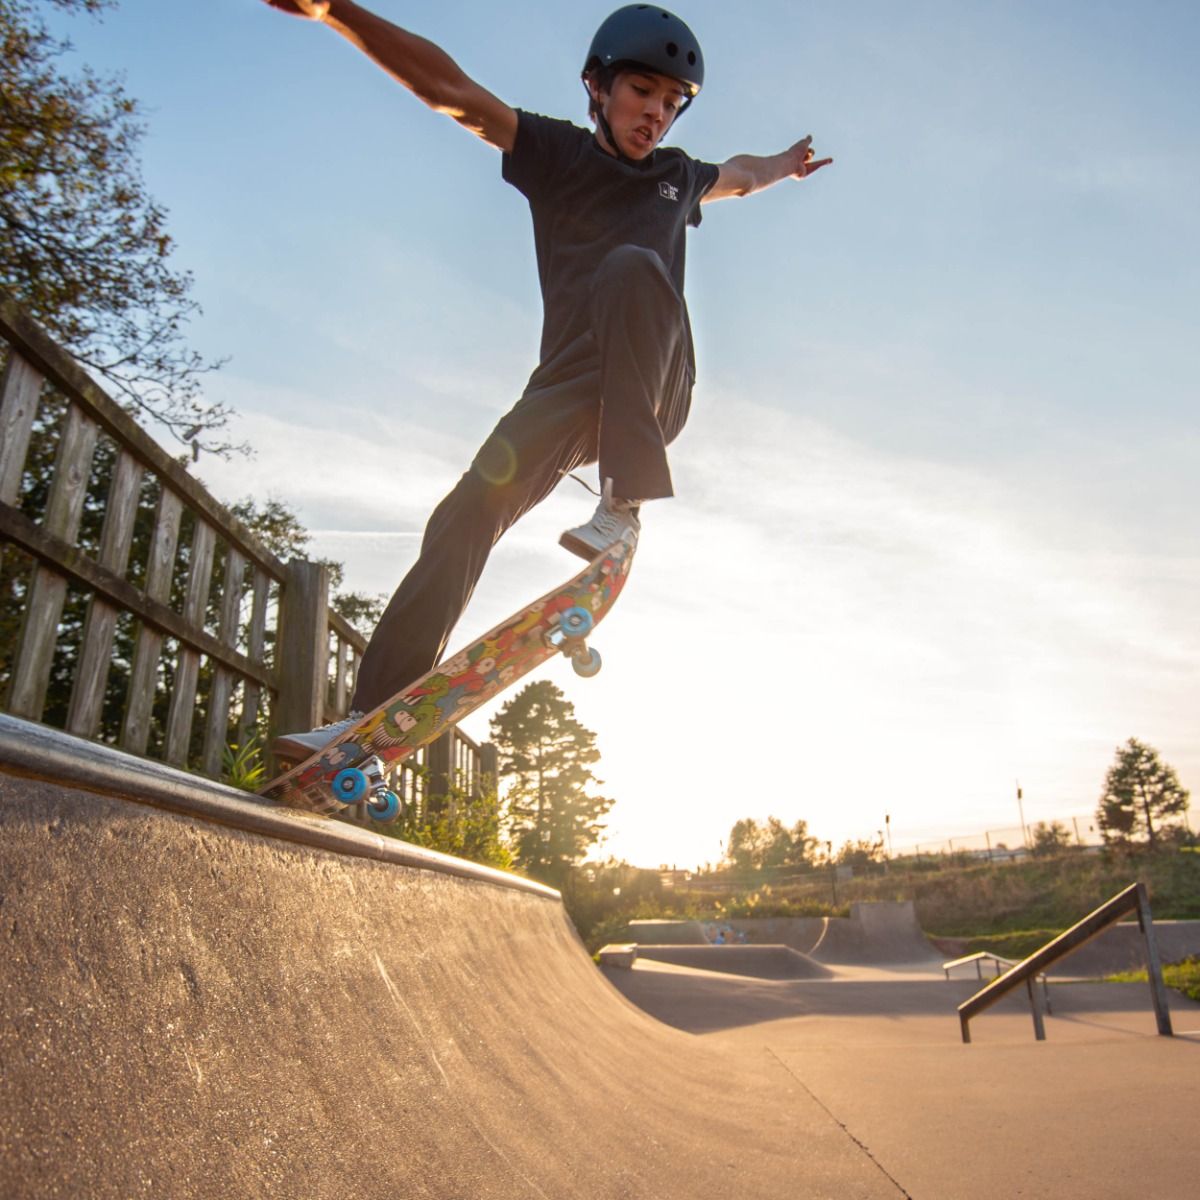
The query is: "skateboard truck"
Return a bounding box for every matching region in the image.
[545,605,602,677]
[330,755,400,822]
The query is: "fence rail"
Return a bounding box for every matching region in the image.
[0,291,487,819]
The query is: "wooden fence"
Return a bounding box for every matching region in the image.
[0,291,488,819]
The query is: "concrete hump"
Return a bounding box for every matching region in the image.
[725,917,827,954]
[633,944,834,980]
[810,901,944,965]
[721,904,942,966]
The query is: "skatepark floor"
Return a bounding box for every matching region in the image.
[605,956,1200,1199]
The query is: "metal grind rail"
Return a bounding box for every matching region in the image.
[958,882,1174,1043]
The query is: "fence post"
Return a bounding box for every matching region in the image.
[426,732,453,802]
[274,559,330,741]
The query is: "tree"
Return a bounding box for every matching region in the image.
[1096,738,1190,849]
[1,0,232,455]
[1030,821,1072,857]
[725,817,816,872]
[490,680,613,887]
[836,837,885,871]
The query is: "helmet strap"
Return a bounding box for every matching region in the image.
[583,76,647,169]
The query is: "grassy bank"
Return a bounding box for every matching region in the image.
[569,847,1200,954]
[829,847,1200,937]
[1108,957,1200,1003]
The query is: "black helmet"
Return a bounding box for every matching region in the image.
[583,5,705,109]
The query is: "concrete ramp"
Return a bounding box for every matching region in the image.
[627,918,710,944]
[810,901,944,965]
[0,718,894,1200]
[723,903,942,966]
[1046,919,1200,978]
[726,916,827,955]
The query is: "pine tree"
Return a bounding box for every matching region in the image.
[1096,738,1190,848]
[490,680,612,887]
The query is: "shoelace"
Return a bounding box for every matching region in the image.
[317,710,363,731]
[590,503,633,536]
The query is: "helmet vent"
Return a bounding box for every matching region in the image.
[666,42,678,57]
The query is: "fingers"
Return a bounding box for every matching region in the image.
[794,136,831,178]
[264,0,330,18]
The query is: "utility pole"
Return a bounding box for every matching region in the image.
[826,840,837,906]
[885,813,893,859]
[1016,779,1029,850]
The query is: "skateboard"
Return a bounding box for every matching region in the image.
[259,532,636,820]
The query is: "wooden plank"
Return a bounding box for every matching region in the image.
[329,608,368,654]
[0,291,287,580]
[121,488,183,754]
[67,450,145,738]
[0,355,43,504]
[238,567,271,743]
[165,520,216,766]
[202,546,247,777]
[7,407,99,719]
[333,634,349,715]
[0,499,271,689]
[43,406,98,539]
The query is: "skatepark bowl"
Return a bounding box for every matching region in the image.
[3,713,1200,1199]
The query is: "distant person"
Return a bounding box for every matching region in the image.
[263,1,831,754]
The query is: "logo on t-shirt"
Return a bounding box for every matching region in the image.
[658,181,680,202]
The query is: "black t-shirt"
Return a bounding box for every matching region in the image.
[502,109,720,370]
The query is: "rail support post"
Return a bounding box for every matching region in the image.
[1135,883,1174,1038]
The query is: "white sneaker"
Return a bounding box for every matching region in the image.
[559,478,641,560]
[274,710,365,759]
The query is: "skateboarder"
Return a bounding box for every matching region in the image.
[263,1,831,755]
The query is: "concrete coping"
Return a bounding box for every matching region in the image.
[0,713,558,901]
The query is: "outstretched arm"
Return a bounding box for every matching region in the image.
[703,135,832,202]
[262,0,517,152]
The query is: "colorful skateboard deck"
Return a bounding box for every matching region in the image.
[259,533,636,818]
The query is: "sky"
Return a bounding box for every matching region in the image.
[46,0,1199,867]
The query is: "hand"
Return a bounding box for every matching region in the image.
[791,135,833,179]
[262,0,331,19]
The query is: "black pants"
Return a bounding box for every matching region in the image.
[352,245,692,711]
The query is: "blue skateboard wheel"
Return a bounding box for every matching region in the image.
[332,767,369,805]
[561,605,594,638]
[572,647,602,678]
[368,791,400,822]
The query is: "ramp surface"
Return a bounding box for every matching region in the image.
[6,717,1199,1200]
[725,902,944,966]
[0,720,896,1200]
